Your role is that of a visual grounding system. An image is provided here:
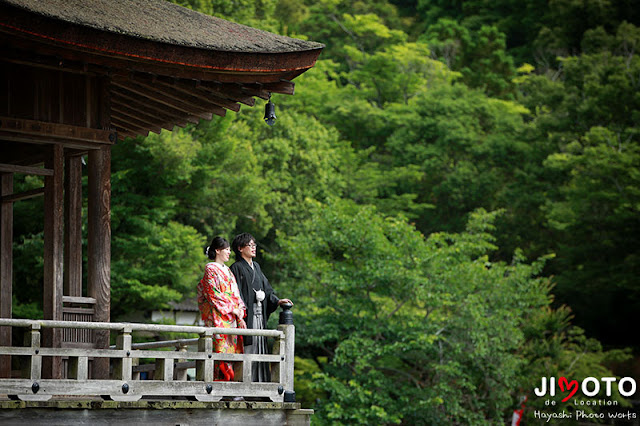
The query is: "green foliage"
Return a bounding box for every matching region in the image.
[421,19,516,96]
[349,42,455,106]
[109,124,270,316]
[273,202,623,424]
[383,84,531,235]
[111,220,204,316]
[515,23,640,346]
[232,106,351,236]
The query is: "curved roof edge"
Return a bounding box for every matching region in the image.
[1,0,324,54]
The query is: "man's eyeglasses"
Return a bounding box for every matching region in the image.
[246,243,257,248]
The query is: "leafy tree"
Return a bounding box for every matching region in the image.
[348,42,454,106]
[109,122,270,317]
[421,19,516,96]
[515,23,640,347]
[382,84,531,236]
[273,201,626,424]
[232,107,352,240]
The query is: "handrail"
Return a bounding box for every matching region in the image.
[0,304,296,403]
[0,318,283,337]
[113,337,199,350]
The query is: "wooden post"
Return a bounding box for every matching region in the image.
[156,358,174,382]
[64,155,83,297]
[113,326,132,381]
[68,356,89,380]
[276,324,295,394]
[277,303,295,401]
[43,145,64,379]
[0,173,13,378]
[174,343,188,381]
[196,329,214,382]
[88,145,111,379]
[24,323,42,380]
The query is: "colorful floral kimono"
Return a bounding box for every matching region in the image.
[197,262,246,362]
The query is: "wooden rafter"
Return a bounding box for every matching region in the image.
[129,73,243,113]
[111,112,162,135]
[111,90,198,125]
[111,79,216,120]
[111,103,183,132]
[197,82,256,107]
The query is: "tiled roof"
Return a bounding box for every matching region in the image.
[1,0,323,53]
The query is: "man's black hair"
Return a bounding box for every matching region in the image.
[232,233,255,259]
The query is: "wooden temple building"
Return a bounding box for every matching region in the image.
[0,0,322,423]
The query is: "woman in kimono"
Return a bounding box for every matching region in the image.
[197,236,246,381]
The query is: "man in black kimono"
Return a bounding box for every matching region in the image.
[230,233,292,382]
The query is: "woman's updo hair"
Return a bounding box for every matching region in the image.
[204,236,230,260]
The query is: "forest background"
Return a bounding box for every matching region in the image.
[10,0,640,424]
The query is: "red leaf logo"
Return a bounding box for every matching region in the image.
[558,376,579,402]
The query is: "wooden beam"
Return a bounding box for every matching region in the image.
[113,127,140,141]
[43,145,64,379]
[0,48,106,77]
[0,173,13,378]
[197,81,256,107]
[64,156,82,298]
[1,187,44,203]
[111,112,162,135]
[132,74,242,112]
[111,79,217,119]
[262,80,296,95]
[239,83,270,100]
[0,163,53,176]
[111,103,185,132]
[0,132,109,150]
[87,146,111,379]
[0,117,117,145]
[110,121,149,138]
[112,91,197,125]
[62,296,97,305]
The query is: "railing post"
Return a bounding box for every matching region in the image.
[132,357,140,380]
[174,343,188,381]
[24,323,41,380]
[67,355,88,380]
[277,303,295,402]
[196,329,214,382]
[156,357,174,382]
[113,325,132,380]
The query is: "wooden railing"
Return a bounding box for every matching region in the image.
[0,305,296,403]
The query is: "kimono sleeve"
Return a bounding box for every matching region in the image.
[230,272,246,317]
[230,262,249,308]
[262,271,280,317]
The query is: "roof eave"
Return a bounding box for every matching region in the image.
[0,3,324,83]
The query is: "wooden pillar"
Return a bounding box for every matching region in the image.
[88,145,111,379]
[0,173,13,378]
[43,145,64,379]
[64,155,83,297]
